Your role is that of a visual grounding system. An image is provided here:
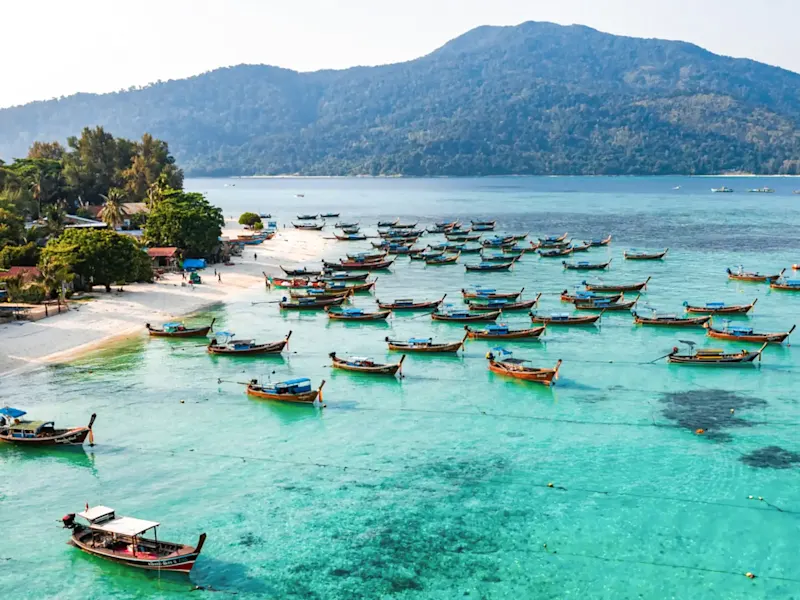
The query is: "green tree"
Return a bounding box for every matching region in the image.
[98,188,128,229]
[43,204,66,236]
[238,212,261,227]
[40,228,149,292]
[144,189,223,257]
[27,141,65,161]
[0,242,40,269]
[0,205,25,247]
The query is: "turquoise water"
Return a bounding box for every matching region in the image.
[2,177,800,599]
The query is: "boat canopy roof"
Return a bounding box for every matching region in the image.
[280,378,311,386]
[79,505,116,522]
[408,338,432,344]
[8,421,48,432]
[486,324,509,331]
[0,407,26,418]
[786,279,800,286]
[349,356,372,363]
[91,516,160,537]
[341,308,364,315]
[727,326,754,334]
[706,302,725,307]
[500,357,529,364]
[162,321,182,328]
[550,313,571,319]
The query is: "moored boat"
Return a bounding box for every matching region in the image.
[293,221,325,231]
[377,295,447,310]
[385,333,468,353]
[325,279,376,293]
[324,259,394,271]
[329,353,405,376]
[538,247,573,257]
[711,187,734,193]
[426,252,460,265]
[539,233,568,244]
[726,267,783,283]
[431,308,502,322]
[346,251,387,262]
[485,352,562,386]
[482,236,515,248]
[146,319,215,338]
[377,218,399,227]
[411,251,444,261]
[770,276,800,291]
[280,266,322,277]
[583,277,650,293]
[470,223,496,232]
[0,408,96,447]
[392,222,419,229]
[318,271,370,282]
[267,276,324,289]
[335,221,359,229]
[289,287,353,300]
[574,294,639,311]
[468,293,541,312]
[446,232,482,242]
[297,214,319,220]
[747,187,774,194]
[570,242,591,252]
[624,248,668,260]
[279,296,347,310]
[588,235,612,247]
[333,232,367,241]
[667,343,766,366]
[683,299,757,314]
[64,506,205,573]
[465,261,514,271]
[207,331,292,355]
[465,323,545,340]
[320,212,340,218]
[632,310,711,327]
[704,321,795,344]
[326,307,391,321]
[530,312,602,326]
[247,378,325,404]
[462,287,523,300]
[562,259,612,271]
[561,289,622,304]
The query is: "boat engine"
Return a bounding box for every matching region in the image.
[62,513,76,529]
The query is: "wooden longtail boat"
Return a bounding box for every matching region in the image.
[333,232,367,241]
[632,311,711,326]
[378,229,421,239]
[320,212,340,218]
[392,222,418,229]
[726,267,783,283]
[503,245,531,254]
[411,251,444,261]
[372,240,411,249]
[509,233,529,241]
[539,247,573,257]
[770,277,800,291]
[377,218,399,227]
[486,353,562,386]
[446,233,482,242]
[297,214,319,220]
[588,235,612,247]
[335,221,359,229]
[208,331,291,355]
[561,290,622,304]
[146,319,215,338]
[465,261,514,271]
[471,219,496,226]
[539,233,568,244]
[459,244,483,253]
[538,239,572,249]
[346,252,386,262]
[280,266,322,277]
[64,506,205,573]
[323,259,394,271]
[428,242,464,252]
[570,242,591,252]
[462,287,523,300]
[279,296,346,310]
[530,312,602,326]
[267,276,324,289]
[292,222,325,230]
[667,343,767,367]
[329,352,405,376]
[0,408,96,447]
[247,378,325,404]
[319,272,370,282]
[385,333,468,353]
[386,245,425,256]
[470,223,495,232]
[326,307,391,321]
[290,287,353,300]
[426,252,460,265]
[435,220,459,229]
[624,248,668,260]
[377,295,447,310]
[468,293,541,312]
[482,236,515,248]
[480,252,520,263]
[704,321,795,344]
[465,324,545,340]
[562,259,612,270]
[341,228,360,235]
[583,277,651,293]
[683,299,757,314]
[326,279,377,293]
[431,308,502,322]
[574,294,639,311]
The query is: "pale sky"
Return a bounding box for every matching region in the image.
[2,0,798,108]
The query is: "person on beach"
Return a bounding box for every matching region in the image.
[218,273,222,283]
[254,253,257,259]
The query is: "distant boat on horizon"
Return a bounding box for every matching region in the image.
[748,187,775,193]
[672,186,681,190]
[711,186,734,193]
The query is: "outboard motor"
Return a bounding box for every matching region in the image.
[62,513,76,529]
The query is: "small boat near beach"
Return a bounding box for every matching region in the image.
[431,308,502,322]
[562,259,612,271]
[377,295,447,310]
[588,235,612,247]
[289,287,353,300]
[325,279,377,293]
[385,333,468,353]
[426,252,460,265]
[465,261,514,271]
[561,290,622,304]
[146,319,215,338]
[711,187,734,193]
[465,324,545,340]
[770,276,800,291]
[468,293,541,312]
[63,506,205,573]
[319,271,370,282]
[329,353,405,376]
[583,277,650,293]
[667,342,766,366]
[280,266,322,277]
[482,236,515,248]
[411,251,444,261]
[293,221,325,231]
[334,232,367,241]
[485,351,562,386]
[297,214,319,220]
[320,212,340,218]
[574,295,639,311]
[726,267,783,283]
[470,223,496,232]
[324,259,394,271]
[346,251,386,262]
[377,218,399,227]
[530,312,602,326]
[247,378,325,404]
[704,321,795,344]
[624,249,668,260]
[1,408,96,447]
[683,299,757,314]
[539,233,568,244]
[326,307,391,321]
[392,222,419,229]
[570,242,591,252]
[279,296,347,310]
[267,276,324,289]
[428,242,464,252]
[462,287,523,300]
[335,221,358,229]
[207,331,292,355]
[480,252,520,263]
[632,310,710,327]
[539,247,573,257]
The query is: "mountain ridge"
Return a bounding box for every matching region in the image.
[2,21,799,176]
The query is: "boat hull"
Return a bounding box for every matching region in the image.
[246,386,320,404]
[530,314,600,325]
[70,530,203,573]
[0,426,91,447]
[208,341,288,355]
[466,326,545,339]
[633,315,711,326]
[488,361,560,385]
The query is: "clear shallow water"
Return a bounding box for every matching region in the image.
[2,176,800,599]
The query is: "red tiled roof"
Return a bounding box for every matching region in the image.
[0,266,42,281]
[147,247,179,258]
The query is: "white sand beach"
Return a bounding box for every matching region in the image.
[0,225,334,377]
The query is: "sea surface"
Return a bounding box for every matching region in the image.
[2,176,800,599]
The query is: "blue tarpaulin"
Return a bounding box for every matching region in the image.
[183,258,206,270]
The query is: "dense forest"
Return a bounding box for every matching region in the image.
[1,22,800,176]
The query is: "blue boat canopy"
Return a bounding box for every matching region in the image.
[475,288,496,293]
[706,302,725,307]
[786,279,800,286]
[486,324,509,332]
[281,378,310,385]
[409,338,432,344]
[551,313,570,319]
[728,326,754,334]
[0,407,26,418]
[162,321,182,328]
[342,308,364,315]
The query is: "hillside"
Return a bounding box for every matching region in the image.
[2,21,800,176]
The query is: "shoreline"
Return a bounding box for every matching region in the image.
[0,225,334,378]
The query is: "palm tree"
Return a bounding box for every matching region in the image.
[99,188,128,230]
[43,204,66,236]
[29,170,52,220]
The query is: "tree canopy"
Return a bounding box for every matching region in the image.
[144,189,223,258]
[238,212,261,227]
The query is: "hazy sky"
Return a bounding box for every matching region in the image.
[2,0,798,108]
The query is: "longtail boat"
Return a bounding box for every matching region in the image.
[539,247,573,257]
[561,290,622,304]
[372,240,411,249]
[470,223,495,232]
[428,242,464,252]
[377,295,447,310]
[574,294,639,311]
[385,333,468,353]
[208,331,291,355]
[292,222,325,230]
[471,219,496,226]
[325,279,377,293]
[570,242,591,252]
[482,236,515,248]
[319,271,370,282]
[446,232,482,242]
[64,506,205,573]
[509,233,529,241]
[435,220,459,229]
[1,408,96,447]
[539,233,568,244]
[431,308,501,322]
[323,259,394,271]
[770,277,800,291]
[280,266,322,277]
[465,261,514,271]
[704,321,795,344]
[462,287,523,300]
[588,235,612,247]
[378,229,421,239]
[411,251,444,261]
[146,319,215,338]
[289,287,353,300]
[320,212,340,218]
[480,252,520,263]
[341,227,360,235]
[247,378,325,404]
[392,222,418,229]
[683,299,757,314]
[377,218,399,227]
[386,245,425,256]
[333,232,367,241]
[562,259,612,271]
[335,221,359,229]
[465,323,545,340]
[468,293,541,312]
[427,223,455,234]
[459,244,483,253]
[426,252,460,265]
[503,244,532,254]
[632,311,710,326]
[583,277,651,293]
[530,312,602,326]
[346,251,387,262]
[538,239,572,249]
[485,352,562,386]
[329,352,405,376]
[624,248,668,260]
[667,342,767,367]
[279,296,346,310]
[726,267,783,283]
[326,307,391,321]
[268,276,324,289]
[297,214,319,220]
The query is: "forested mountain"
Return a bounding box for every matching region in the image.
[2,21,800,176]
